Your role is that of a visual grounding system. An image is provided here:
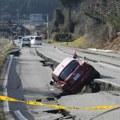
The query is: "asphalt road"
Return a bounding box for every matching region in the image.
[4,44,120,120]
[6,46,64,120]
[36,44,120,86]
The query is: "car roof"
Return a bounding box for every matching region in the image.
[53,57,76,76]
[21,37,31,40]
[22,36,30,38]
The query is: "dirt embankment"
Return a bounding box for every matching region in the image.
[104,33,120,52]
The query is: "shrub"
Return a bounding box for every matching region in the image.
[54,33,72,41]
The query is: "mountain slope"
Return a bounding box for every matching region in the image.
[0,0,61,20]
[52,0,120,50]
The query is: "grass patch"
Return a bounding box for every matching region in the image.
[0,55,5,120]
[0,56,5,120]
[0,111,5,120]
[66,36,87,48]
[45,39,55,44]
[0,44,15,72]
[0,55,5,71]
[0,39,9,49]
[46,36,89,48]
[2,45,15,54]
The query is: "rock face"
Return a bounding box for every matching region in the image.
[105,33,120,51]
[72,0,120,50]
[52,0,120,51]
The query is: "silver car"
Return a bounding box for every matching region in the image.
[21,37,31,47]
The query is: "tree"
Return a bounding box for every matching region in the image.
[60,0,81,8]
[59,0,81,32]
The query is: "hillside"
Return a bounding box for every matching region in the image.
[104,33,120,51]
[0,0,61,20]
[52,0,120,51]
[0,0,120,51]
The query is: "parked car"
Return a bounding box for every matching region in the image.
[21,37,31,47]
[30,36,42,45]
[35,36,42,45]
[50,57,100,94]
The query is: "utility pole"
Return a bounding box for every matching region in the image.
[2,0,4,37]
[16,9,20,25]
[24,21,27,36]
[46,14,49,39]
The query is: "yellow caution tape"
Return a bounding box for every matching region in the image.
[45,104,70,110]
[0,95,119,110]
[0,95,21,102]
[26,101,46,106]
[75,105,118,110]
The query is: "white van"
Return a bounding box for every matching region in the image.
[30,36,42,45]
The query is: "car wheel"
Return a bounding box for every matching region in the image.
[91,83,100,93]
[50,80,54,85]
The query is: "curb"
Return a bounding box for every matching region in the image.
[36,48,59,68]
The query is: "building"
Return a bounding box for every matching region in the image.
[30,14,43,26]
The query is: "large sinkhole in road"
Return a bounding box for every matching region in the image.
[35,45,120,95]
[38,58,120,119]
[40,58,119,97]
[14,49,120,120]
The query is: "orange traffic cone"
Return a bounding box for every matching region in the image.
[54,45,56,48]
[73,50,77,59]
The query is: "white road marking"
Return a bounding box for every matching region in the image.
[3,55,13,88]
[56,48,71,56]
[98,62,120,71]
[3,55,13,112]
[3,88,9,112]
[56,48,83,61]
[3,55,28,120]
[14,111,28,120]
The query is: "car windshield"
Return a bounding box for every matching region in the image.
[30,37,34,39]
[22,38,30,41]
[60,60,79,80]
[35,37,41,40]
